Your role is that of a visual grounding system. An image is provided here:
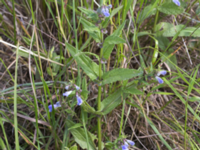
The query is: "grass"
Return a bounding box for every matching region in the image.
[0,0,200,150]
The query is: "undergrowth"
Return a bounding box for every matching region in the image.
[1,0,200,150]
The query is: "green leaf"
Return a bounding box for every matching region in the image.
[79,18,101,42]
[188,67,198,97]
[68,123,83,130]
[137,4,156,24]
[153,92,174,95]
[158,2,184,15]
[101,68,143,85]
[156,22,200,37]
[112,21,126,36]
[82,76,88,100]
[100,88,126,115]
[139,55,147,69]
[122,0,134,21]
[137,31,151,37]
[110,5,124,17]
[47,67,57,76]
[196,6,200,15]
[0,137,6,150]
[102,36,126,59]
[78,7,96,17]
[100,69,143,115]
[70,145,78,150]
[81,102,103,115]
[102,21,126,59]
[66,120,96,150]
[123,85,144,95]
[104,36,126,45]
[188,97,200,102]
[65,43,102,80]
[22,36,35,46]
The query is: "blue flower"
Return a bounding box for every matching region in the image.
[55,101,61,107]
[155,70,167,84]
[76,95,83,106]
[63,91,73,97]
[155,76,164,84]
[121,144,129,150]
[126,140,135,146]
[75,85,80,90]
[48,101,61,112]
[173,0,180,6]
[65,85,70,90]
[48,105,53,112]
[100,5,112,17]
[107,4,112,9]
[121,139,135,150]
[157,70,167,76]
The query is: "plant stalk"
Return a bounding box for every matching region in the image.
[97,46,103,150]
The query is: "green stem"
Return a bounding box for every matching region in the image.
[97,46,103,150]
[12,0,16,45]
[97,88,102,150]
[119,92,125,136]
[153,8,159,33]
[97,29,104,149]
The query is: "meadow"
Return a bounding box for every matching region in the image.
[0,0,200,149]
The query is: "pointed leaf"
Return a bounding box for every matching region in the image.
[158,2,184,15]
[66,43,102,80]
[101,68,143,85]
[79,18,101,42]
[102,36,126,59]
[156,22,200,37]
[100,88,126,115]
[124,85,144,95]
[82,76,88,100]
[113,21,126,36]
[102,21,126,59]
[137,4,156,24]
[104,36,126,45]
[68,123,83,130]
[66,120,96,150]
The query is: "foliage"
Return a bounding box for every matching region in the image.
[0,0,200,150]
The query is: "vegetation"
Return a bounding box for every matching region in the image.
[0,0,200,149]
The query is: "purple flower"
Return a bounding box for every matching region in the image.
[126,140,135,146]
[101,28,108,34]
[48,105,53,112]
[173,0,180,6]
[155,76,164,84]
[63,91,73,97]
[76,95,83,106]
[75,85,80,90]
[121,139,135,150]
[100,5,112,17]
[107,4,112,9]
[157,70,167,76]
[155,70,167,84]
[48,101,61,112]
[65,85,70,90]
[121,144,129,150]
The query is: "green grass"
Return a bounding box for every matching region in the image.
[0,0,200,150]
